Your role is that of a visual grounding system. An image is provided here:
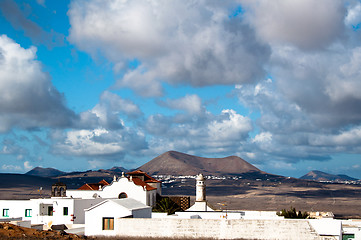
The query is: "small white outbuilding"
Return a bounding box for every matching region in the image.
[84,198,151,236]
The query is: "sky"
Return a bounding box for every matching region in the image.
[1,0,361,178]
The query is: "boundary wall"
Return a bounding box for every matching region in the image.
[111,218,323,239]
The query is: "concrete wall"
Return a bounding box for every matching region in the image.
[73,198,104,224]
[86,218,323,239]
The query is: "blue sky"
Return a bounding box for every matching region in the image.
[1,0,361,178]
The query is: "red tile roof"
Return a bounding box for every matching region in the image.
[130,177,157,191]
[126,170,161,183]
[77,180,109,190]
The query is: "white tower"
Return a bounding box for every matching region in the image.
[186,173,214,212]
[196,173,206,202]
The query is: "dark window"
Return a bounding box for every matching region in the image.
[342,234,355,240]
[118,192,127,199]
[25,209,32,217]
[63,207,68,216]
[102,217,114,230]
[48,206,53,216]
[2,209,9,217]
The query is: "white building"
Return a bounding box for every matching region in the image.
[187,173,214,211]
[84,198,151,236]
[66,170,160,207]
[0,197,104,227]
[0,170,160,229]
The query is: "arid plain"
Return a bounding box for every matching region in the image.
[1,175,361,219]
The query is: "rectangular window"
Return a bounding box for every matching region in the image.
[48,206,53,216]
[102,217,114,230]
[25,209,32,217]
[63,207,68,216]
[2,209,9,217]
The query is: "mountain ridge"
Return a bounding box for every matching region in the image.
[300,170,358,182]
[25,167,65,178]
[137,150,261,176]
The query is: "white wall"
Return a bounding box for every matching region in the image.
[0,197,104,227]
[84,200,152,236]
[309,219,342,240]
[97,218,324,239]
[67,177,156,206]
[73,198,104,224]
[85,201,132,237]
[0,200,32,220]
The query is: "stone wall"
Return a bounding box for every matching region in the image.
[113,218,322,240]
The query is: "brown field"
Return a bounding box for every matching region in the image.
[1,176,361,219]
[162,178,361,219]
[205,183,361,219]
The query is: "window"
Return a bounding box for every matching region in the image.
[48,206,53,216]
[63,207,68,216]
[2,209,9,217]
[118,192,127,199]
[102,217,114,230]
[25,209,32,217]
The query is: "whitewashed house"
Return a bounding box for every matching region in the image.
[0,197,104,227]
[66,170,160,207]
[84,198,151,236]
[0,170,160,228]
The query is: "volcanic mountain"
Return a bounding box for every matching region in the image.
[25,167,65,177]
[137,151,261,176]
[300,170,359,182]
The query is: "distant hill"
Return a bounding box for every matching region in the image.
[300,170,359,182]
[107,166,128,173]
[26,167,65,177]
[137,150,261,176]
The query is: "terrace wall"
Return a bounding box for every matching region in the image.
[101,218,323,239]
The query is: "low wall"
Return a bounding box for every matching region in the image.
[113,218,322,240]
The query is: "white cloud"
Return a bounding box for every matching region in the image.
[345,1,361,27]
[24,161,33,171]
[242,0,345,49]
[52,128,147,158]
[0,35,75,132]
[146,109,252,156]
[161,94,203,115]
[76,91,142,129]
[253,132,272,144]
[208,109,252,142]
[68,0,270,96]
[2,164,22,171]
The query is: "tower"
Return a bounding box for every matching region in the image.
[186,173,214,211]
[196,173,206,202]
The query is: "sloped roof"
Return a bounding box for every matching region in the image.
[131,177,157,191]
[110,198,151,210]
[77,180,109,190]
[127,170,161,183]
[85,198,151,212]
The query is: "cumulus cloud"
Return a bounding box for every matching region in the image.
[241,0,345,50]
[270,45,361,128]
[52,128,147,159]
[76,91,142,130]
[145,108,252,155]
[68,0,270,96]
[159,94,204,115]
[0,35,76,132]
[345,1,361,27]
[235,73,361,163]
